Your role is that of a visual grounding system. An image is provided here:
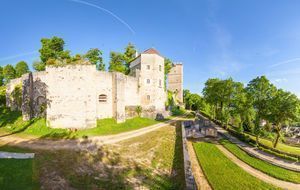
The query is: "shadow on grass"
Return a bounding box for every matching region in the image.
[0,108,21,128]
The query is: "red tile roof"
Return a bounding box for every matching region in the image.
[142,48,161,55]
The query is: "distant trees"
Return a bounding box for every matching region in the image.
[3,64,16,83]
[15,61,29,77]
[0,66,3,86]
[201,76,300,147]
[108,43,137,74]
[84,48,105,71]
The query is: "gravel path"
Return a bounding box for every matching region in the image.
[186,141,212,190]
[0,119,179,151]
[217,145,300,190]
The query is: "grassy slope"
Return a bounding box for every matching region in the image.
[193,142,279,190]
[220,139,300,183]
[0,108,159,139]
[0,123,184,189]
[248,135,300,156]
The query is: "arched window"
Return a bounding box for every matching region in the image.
[99,94,107,102]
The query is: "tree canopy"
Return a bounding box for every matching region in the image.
[3,64,16,83]
[84,48,105,71]
[15,61,29,77]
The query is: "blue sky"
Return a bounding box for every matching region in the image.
[0,0,300,96]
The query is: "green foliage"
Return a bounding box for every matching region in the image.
[164,58,172,88]
[135,106,142,117]
[3,64,16,83]
[123,43,136,74]
[32,60,46,71]
[38,36,71,70]
[166,90,175,108]
[15,61,29,77]
[221,139,300,183]
[268,89,300,148]
[84,48,105,71]
[0,158,38,189]
[0,66,4,86]
[193,142,278,190]
[171,106,186,116]
[0,86,6,107]
[108,52,126,73]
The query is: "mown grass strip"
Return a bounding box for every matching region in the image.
[220,139,300,183]
[193,142,280,190]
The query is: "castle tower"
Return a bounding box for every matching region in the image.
[168,63,183,104]
[130,48,166,112]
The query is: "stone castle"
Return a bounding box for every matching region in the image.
[6,48,183,129]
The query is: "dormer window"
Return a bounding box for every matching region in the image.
[98,94,107,102]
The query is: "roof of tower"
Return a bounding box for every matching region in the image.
[142,48,161,56]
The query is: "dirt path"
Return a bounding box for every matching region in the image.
[0,119,179,151]
[216,145,300,190]
[186,141,212,190]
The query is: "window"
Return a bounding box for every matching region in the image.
[147,65,150,70]
[98,94,107,102]
[159,65,162,71]
[147,95,150,100]
[147,79,150,84]
[159,79,162,87]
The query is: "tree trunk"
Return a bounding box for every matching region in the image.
[256,135,259,146]
[273,125,281,148]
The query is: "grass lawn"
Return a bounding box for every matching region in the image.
[0,108,160,139]
[0,158,38,190]
[248,135,300,156]
[220,139,300,183]
[193,142,279,190]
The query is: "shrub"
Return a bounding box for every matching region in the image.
[0,86,6,107]
[135,106,142,117]
[171,106,186,116]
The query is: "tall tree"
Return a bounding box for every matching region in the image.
[108,52,126,73]
[246,76,276,144]
[0,66,3,86]
[37,36,70,70]
[3,64,16,83]
[15,61,29,77]
[268,89,300,148]
[203,78,221,119]
[84,48,105,71]
[123,43,136,74]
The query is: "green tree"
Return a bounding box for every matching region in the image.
[203,78,221,119]
[108,52,126,73]
[246,76,276,144]
[84,48,105,71]
[3,64,16,83]
[0,86,6,107]
[123,43,136,74]
[38,36,71,70]
[0,66,4,86]
[268,89,300,148]
[15,61,29,77]
[164,58,173,89]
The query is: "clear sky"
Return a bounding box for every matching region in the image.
[0,0,300,96]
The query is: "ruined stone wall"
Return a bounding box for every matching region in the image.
[168,63,183,103]
[46,65,98,129]
[6,77,23,111]
[94,71,114,119]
